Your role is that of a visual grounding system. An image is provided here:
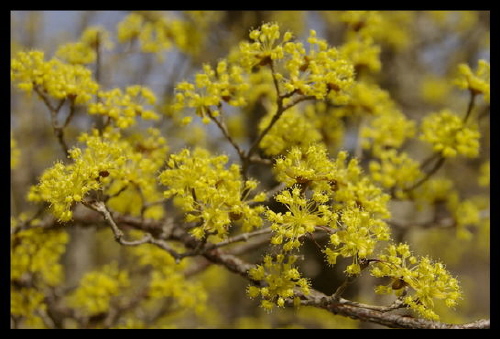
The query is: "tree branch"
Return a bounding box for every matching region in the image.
[28,209,490,329]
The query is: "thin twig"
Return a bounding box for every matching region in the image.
[405,156,445,192]
[208,108,245,161]
[82,200,184,260]
[205,227,273,250]
[463,91,477,124]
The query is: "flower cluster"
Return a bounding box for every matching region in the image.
[129,238,208,315]
[117,11,219,58]
[420,109,480,158]
[371,243,462,320]
[11,225,69,328]
[66,262,130,317]
[361,110,416,156]
[454,59,490,102]
[368,149,422,193]
[448,196,485,240]
[272,145,391,271]
[172,60,249,123]
[27,129,127,221]
[233,23,355,103]
[11,50,99,104]
[105,128,169,220]
[159,148,265,239]
[281,29,355,102]
[247,254,310,311]
[88,85,159,129]
[11,228,69,287]
[339,38,381,74]
[325,205,389,274]
[117,12,175,54]
[28,127,168,222]
[56,26,113,64]
[238,22,294,69]
[267,187,331,251]
[11,288,48,328]
[274,144,338,193]
[324,11,414,51]
[340,82,396,116]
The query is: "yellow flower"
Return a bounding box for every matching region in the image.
[11,228,69,286]
[268,187,331,251]
[67,262,130,317]
[88,85,159,129]
[420,109,480,158]
[454,59,490,102]
[248,254,310,310]
[11,50,99,104]
[369,149,422,191]
[371,243,462,320]
[159,148,264,239]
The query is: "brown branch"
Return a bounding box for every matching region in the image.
[204,227,273,250]
[405,156,445,193]
[81,200,184,260]
[26,210,489,329]
[463,91,477,124]
[33,86,73,157]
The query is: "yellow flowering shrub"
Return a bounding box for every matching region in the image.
[11,12,489,329]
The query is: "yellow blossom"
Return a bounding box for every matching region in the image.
[66,262,130,317]
[248,254,310,310]
[88,85,159,129]
[371,243,462,321]
[420,109,480,158]
[454,59,490,102]
[159,148,264,239]
[11,50,99,104]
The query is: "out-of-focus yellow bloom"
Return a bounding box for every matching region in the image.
[420,109,480,158]
[88,85,159,129]
[11,136,20,169]
[56,26,113,64]
[454,59,490,102]
[369,149,423,193]
[11,228,69,286]
[420,74,453,105]
[361,110,416,156]
[11,50,99,104]
[66,262,130,317]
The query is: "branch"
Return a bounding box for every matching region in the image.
[208,107,245,162]
[405,156,445,193]
[81,200,184,261]
[204,227,273,250]
[32,210,489,329]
